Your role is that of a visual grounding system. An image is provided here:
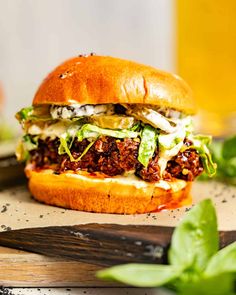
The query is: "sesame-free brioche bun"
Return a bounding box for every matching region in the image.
[33,55,196,114]
[25,167,192,214]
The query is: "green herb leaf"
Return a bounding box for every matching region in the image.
[176,273,235,295]
[97,264,181,287]
[222,135,236,160]
[198,136,236,184]
[169,199,219,272]
[97,200,236,295]
[205,242,236,277]
[138,125,157,167]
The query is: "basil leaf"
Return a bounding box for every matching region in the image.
[222,135,236,160]
[169,199,219,272]
[224,158,236,177]
[97,264,181,287]
[176,273,235,295]
[138,125,157,167]
[205,242,236,277]
[198,138,236,184]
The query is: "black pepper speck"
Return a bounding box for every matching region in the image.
[1,205,7,213]
[0,286,14,295]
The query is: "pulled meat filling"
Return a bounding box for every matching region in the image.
[29,137,203,182]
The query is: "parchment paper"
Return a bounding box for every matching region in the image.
[0,181,235,231]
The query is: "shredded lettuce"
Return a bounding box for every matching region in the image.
[58,134,75,161]
[138,125,158,167]
[76,124,139,140]
[182,135,217,177]
[16,135,38,161]
[58,124,140,162]
[22,134,38,151]
[15,106,34,122]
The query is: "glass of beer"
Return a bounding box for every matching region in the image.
[177,0,236,136]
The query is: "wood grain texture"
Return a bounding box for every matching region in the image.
[0,224,173,266]
[0,246,114,287]
[0,224,235,271]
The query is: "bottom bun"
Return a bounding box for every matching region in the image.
[25,168,192,214]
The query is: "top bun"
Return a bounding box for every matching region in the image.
[33,54,196,114]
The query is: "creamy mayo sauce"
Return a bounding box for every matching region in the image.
[33,168,186,192]
[50,104,115,119]
[27,121,69,139]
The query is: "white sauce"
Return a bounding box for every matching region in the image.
[36,168,186,192]
[157,116,193,174]
[50,104,115,119]
[28,122,69,140]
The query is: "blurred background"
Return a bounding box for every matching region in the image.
[0,0,235,135]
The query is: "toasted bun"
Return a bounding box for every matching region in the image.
[33,55,196,114]
[25,168,192,214]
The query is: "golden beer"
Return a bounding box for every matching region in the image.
[177,0,236,136]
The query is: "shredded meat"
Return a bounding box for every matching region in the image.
[135,152,161,182]
[165,149,204,181]
[30,136,203,182]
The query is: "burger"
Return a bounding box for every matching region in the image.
[16,54,216,214]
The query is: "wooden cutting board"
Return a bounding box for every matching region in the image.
[0,181,235,287]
